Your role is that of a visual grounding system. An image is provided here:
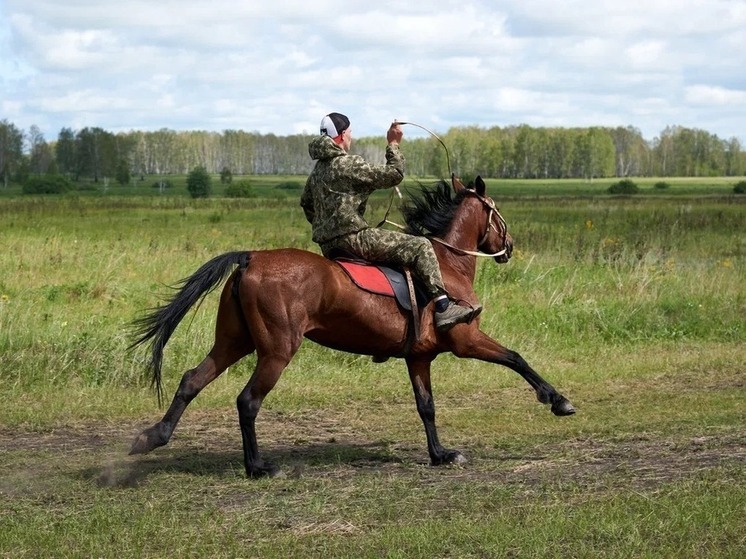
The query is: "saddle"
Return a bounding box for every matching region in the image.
[329,249,429,348]
[335,260,429,312]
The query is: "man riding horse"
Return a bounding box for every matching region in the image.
[300,112,481,332]
[128,114,575,478]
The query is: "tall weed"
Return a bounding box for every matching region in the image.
[0,193,743,393]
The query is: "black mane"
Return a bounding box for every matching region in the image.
[402,180,468,237]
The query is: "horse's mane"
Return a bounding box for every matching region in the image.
[402,179,469,237]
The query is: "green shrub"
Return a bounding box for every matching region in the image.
[608,179,639,195]
[654,181,670,190]
[275,180,302,190]
[151,179,173,190]
[115,160,131,186]
[220,167,233,184]
[186,166,212,198]
[734,180,746,194]
[22,174,74,194]
[225,180,255,198]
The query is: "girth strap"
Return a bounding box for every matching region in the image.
[404,269,421,343]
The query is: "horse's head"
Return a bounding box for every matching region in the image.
[401,176,513,264]
[452,175,513,263]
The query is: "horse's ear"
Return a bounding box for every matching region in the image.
[452,173,466,192]
[475,175,486,196]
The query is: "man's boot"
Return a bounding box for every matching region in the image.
[435,302,482,332]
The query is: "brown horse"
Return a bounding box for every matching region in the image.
[129,175,575,477]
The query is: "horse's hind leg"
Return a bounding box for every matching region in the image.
[129,342,244,454]
[129,338,252,455]
[236,353,294,478]
[130,282,254,456]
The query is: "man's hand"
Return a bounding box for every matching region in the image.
[387,121,403,146]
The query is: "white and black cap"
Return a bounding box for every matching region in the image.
[320,112,350,138]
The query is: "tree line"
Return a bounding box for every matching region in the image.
[1,119,744,188]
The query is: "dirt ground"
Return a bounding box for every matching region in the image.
[1,408,743,492]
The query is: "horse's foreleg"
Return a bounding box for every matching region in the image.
[507,349,576,415]
[406,357,467,466]
[452,331,576,416]
[130,343,250,455]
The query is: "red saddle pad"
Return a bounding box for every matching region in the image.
[336,261,395,297]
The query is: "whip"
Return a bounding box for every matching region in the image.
[376,121,506,258]
[376,120,451,229]
[396,121,452,177]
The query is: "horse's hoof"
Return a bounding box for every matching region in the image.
[129,431,157,455]
[551,398,576,416]
[432,450,467,466]
[128,425,169,455]
[247,462,283,479]
[449,452,468,465]
[128,434,150,455]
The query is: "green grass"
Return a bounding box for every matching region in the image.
[0,177,744,558]
[4,464,742,558]
[2,174,744,199]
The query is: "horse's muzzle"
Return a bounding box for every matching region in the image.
[495,239,513,263]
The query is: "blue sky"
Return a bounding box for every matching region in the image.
[1,0,745,144]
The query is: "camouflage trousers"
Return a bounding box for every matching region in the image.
[320,227,447,300]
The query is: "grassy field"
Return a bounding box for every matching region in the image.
[0,177,744,558]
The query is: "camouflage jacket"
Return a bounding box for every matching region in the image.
[301,135,405,244]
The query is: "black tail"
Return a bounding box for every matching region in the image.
[129,251,251,405]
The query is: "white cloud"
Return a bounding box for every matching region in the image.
[685,85,746,106]
[1,0,744,144]
[624,40,669,71]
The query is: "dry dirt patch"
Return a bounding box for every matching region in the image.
[1,408,743,493]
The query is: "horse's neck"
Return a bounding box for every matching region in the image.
[437,209,480,282]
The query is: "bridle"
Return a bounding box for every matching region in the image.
[428,190,509,259]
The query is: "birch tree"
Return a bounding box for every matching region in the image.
[0,119,23,187]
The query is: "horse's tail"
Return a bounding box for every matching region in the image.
[129,250,251,405]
